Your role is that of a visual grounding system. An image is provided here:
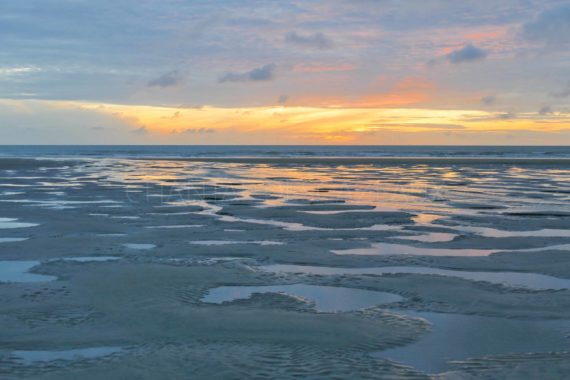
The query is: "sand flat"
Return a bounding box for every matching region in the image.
[1,156,569,378]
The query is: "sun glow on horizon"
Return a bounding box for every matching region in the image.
[7,99,556,145]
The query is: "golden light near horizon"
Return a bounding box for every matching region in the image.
[32,99,568,145]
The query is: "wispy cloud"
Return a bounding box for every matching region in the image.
[445,44,488,64]
[539,105,552,115]
[219,64,277,83]
[131,126,149,135]
[285,32,334,50]
[148,70,183,88]
[523,4,570,44]
[481,95,496,106]
[181,128,215,134]
[550,81,570,98]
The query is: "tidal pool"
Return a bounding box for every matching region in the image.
[189,240,283,246]
[0,218,39,229]
[260,264,570,290]
[0,261,56,283]
[202,284,402,312]
[0,237,28,243]
[61,256,121,262]
[333,242,498,257]
[395,232,456,243]
[334,242,570,257]
[10,347,123,365]
[145,225,203,229]
[374,311,570,373]
[455,226,570,238]
[123,243,156,250]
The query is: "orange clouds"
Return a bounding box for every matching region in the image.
[463,26,509,43]
[290,76,434,108]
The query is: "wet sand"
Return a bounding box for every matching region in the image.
[0,157,569,379]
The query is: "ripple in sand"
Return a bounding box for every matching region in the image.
[0,261,56,283]
[260,264,570,290]
[202,284,402,312]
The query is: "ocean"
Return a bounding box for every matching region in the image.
[0,145,569,159]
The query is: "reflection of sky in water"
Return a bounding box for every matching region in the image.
[189,240,283,246]
[334,242,570,257]
[261,264,570,290]
[455,225,570,238]
[0,261,56,283]
[0,237,28,243]
[202,284,402,312]
[11,347,123,365]
[0,217,38,229]
[395,232,456,242]
[2,159,570,256]
[122,243,156,250]
[11,159,569,217]
[60,257,120,262]
[333,242,499,257]
[375,311,570,373]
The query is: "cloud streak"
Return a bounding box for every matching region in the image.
[523,4,570,44]
[550,81,570,98]
[285,32,334,50]
[148,71,183,88]
[445,44,488,64]
[219,64,277,83]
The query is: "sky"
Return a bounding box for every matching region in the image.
[0,0,569,145]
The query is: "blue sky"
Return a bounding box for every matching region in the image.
[0,0,569,144]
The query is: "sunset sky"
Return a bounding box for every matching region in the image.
[1,0,569,145]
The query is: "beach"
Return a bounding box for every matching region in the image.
[1,149,569,379]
